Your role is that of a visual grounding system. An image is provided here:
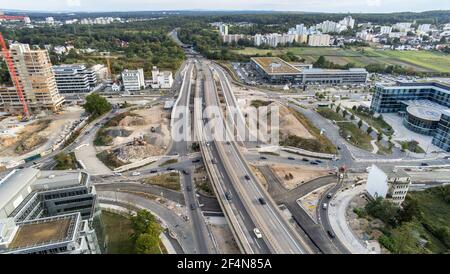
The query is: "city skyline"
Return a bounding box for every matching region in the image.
[0,0,449,13]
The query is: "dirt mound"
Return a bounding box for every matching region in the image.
[15,135,47,155]
[119,115,147,127]
[116,144,165,162]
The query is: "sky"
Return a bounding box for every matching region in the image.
[0,0,449,13]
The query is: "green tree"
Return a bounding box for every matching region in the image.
[357,119,363,128]
[377,132,383,141]
[367,126,373,135]
[83,93,112,118]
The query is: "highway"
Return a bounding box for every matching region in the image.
[199,59,309,254]
[170,60,216,254]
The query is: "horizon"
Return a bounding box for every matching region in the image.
[1,0,449,14]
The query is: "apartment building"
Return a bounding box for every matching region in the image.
[121,69,145,91]
[0,168,102,254]
[366,165,411,207]
[53,64,97,94]
[307,34,331,46]
[2,43,64,113]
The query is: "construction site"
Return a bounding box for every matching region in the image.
[94,104,171,168]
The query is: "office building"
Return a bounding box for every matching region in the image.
[151,66,173,89]
[53,64,97,94]
[0,168,102,254]
[3,43,64,113]
[370,82,450,151]
[366,165,411,207]
[250,57,368,85]
[307,34,331,46]
[121,69,145,91]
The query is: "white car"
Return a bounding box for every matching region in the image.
[132,172,141,176]
[253,228,263,239]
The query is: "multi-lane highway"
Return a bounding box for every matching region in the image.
[197,59,311,254]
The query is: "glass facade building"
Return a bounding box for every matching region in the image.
[371,82,450,152]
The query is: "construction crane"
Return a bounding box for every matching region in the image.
[0,32,30,119]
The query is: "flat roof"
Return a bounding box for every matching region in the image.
[0,168,39,210]
[251,57,301,75]
[8,216,74,250]
[377,165,410,178]
[33,170,83,190]
[407,105,442,121]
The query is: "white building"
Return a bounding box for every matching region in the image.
[219,24,229,36]
[121,69,145,91]
[90,64,109,82]
[53,64,97,94]
[339,16,355,29]
[365,165,411,207]
[45,17,54,25]
[394,22,412,32]
[308,34,331,46]
[151,66,173,89]
[380,26,392,35]
[223,34,246,44]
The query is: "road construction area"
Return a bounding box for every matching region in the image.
[0,106,84,165]
[94,105,171,167]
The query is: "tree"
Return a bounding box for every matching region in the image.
[357,119,363,129]
[350,114,355,120]
[342,110,348,118]
[377,132,383,142]
[83,93,112,117]
[336,106,341,113]
[131,209,163,254]
[367,126,373,135]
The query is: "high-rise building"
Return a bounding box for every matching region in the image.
[3,43,64,113]
[121,69,145,91]
[53,64,97,94]
[339,16,355,29]
[380,26,392,35]
[307,34,331,46]
[219,24,229,36]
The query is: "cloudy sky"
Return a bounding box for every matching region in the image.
[1,0,449,13]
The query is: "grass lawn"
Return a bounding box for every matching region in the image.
[337,121,373,151]
[159,158,178,167]
[316,107,345,121]
[282,108,337,154]
[349,109,394,136]
[142,172,181,191]
[376,141,393,156]
[102,211,135,254]
[232,46,450,73]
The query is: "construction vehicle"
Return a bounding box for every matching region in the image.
[0,32,30,119]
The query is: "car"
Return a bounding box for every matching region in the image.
[244,175,250,180]
[211,159,217,164]
[258,197,266,205]
[182,170,190,175]
[167,167,174,171]
[192,159,200,163]
[260,156,267,160]
[186,186,192,192]
[253,228,263,239]
[190,204,196,210]
[327,230,335,238]
[310,162,319,165]
[302,158,309,162]
[322,203,328,210]
[114,172,122,176]
[288,157,295,160]
[337,146,341,150]
[420,163,429,166]
[150,170,157,173]
[132,172,141,176]
[327,193,333,199]
[315,160,323,164]
[225,192,233,200]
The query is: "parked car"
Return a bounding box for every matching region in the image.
[132,172,141,176]
[258,198,266,205]
[315,160,323,164]
[288,157,295,160]
[244,175,251,180]
[253,228,263,239]
[190,204,196,210]
[225,192,233,200]
[302,158,309,162]
[150,170,157,173]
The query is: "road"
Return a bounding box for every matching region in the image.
[169,60,216,254]
[201,60,310,254]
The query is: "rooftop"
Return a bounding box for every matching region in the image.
[8,214,77,251]
[0,168,39,211]
[402,99,450,121]
[251,57,301,75]
[377,165,410,179]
